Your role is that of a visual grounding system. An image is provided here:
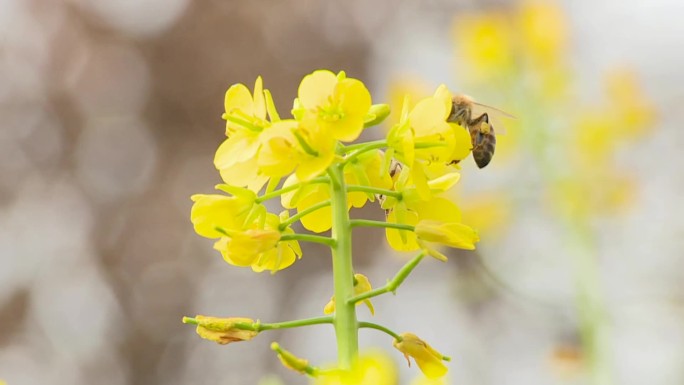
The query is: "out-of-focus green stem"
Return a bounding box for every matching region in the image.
[571,221,612,385]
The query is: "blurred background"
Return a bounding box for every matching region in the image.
[1,0,682,384]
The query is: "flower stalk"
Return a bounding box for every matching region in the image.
[329,164,359,369]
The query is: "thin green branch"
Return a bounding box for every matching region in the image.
[350,219,415,232]
[280,200,331,230]
[358,321,402,341]
[280,233,336,247]
[346,185,402,199]
[256,176,329,203]
[348,252,425,304]
[342,139,386,152]
[342,140,388,165]
[243,316,333,332]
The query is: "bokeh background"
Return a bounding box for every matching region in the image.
[1,0,682,384]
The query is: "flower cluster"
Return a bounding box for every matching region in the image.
[185,69,487,380]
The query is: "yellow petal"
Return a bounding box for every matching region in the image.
[298,70,337,109]
[224,83,254,117]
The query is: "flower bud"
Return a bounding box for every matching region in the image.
[184,315,258,345]
[393,333,449,379]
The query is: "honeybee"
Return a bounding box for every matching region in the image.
[448,95,515,169]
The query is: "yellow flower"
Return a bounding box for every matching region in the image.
[393,333,449,379]
[189,315,258,345]
[251,213,303,273]
[345,150,393,209]
[415,220,479,250]
[314,350,397,385]
[214,227,281,267]
[191,190,301,272]
[215,77,273,192]
[324,273,375,315]
[384,165,464,253]
[295,70,372,142]
[257,119,337,182]
[190,188,257,239]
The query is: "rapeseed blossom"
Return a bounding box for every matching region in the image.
[185,69,493,381]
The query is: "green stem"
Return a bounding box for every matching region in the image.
[342,139,386,152]
[342,140,388,165]
[350,219,415,232]
[181,316,333,331]
[571,221,611,385]
[280,233,336,247]
[329,164,358,369]
[358,321,402,341]
[348,252,425,304]
[346,185,402,199]
[256,176,329,203]
[280,201,331,230]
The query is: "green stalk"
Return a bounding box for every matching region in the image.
[328,164,358,369]
[350,219,414,232]
[346,185,402,198]
[280,201,331,230]
[571,221,611,385]
[181,315,333,331]
[348,252,425,304]
[279,233,335,247]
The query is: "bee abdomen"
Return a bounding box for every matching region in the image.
[472,135,496,168]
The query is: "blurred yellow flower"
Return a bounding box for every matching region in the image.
[452,12,514,79]
[314,351,398,385]
[393,333,449,379]
[190,315,258,345]
[518,1,567,66]
[295,70,372,142]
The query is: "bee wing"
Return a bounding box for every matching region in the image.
[471,102,516,135]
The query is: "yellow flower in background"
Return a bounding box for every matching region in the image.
[605,69,657,137]
[190,315,258,345]
[295,70,372,142]
[518,1,567,66]
[324,273,375,315]
[393,333,449,379]
[452,12,514,79]
[314,351,398,385]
